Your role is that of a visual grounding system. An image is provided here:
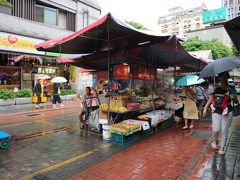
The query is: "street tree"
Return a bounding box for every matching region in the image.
[182,37,236,59]
[125,21,148,30]
[0,0,12,8]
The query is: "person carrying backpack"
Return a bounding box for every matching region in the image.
[203,71,238,155]
[195,84,208,117]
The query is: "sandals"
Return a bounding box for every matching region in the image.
[189,125,194,128]
[182,126,188,130]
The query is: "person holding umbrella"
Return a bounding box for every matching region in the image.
[203,71,238,155]
[176,75,204,129]
[50,77,67,108]
[200,56,240,155]
[52,83,64,108]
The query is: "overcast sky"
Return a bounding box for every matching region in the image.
[100,0,222,30]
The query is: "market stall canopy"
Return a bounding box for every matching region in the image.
[189,50,214,64]
[8,55,43,64]
[35,13,174,54]
[224,16,240,51]
[56,41,206,71]
[36,13,206,71]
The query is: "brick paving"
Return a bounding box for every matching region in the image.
[69,122,213,180]
[1,101,240,179]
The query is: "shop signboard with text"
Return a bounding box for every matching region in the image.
[114,65,130,79]
[0,32,45,55]
[96,72,108,81]
[202,8,228,24]
[132,64,157,80]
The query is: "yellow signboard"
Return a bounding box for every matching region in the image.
[0,32,44,55]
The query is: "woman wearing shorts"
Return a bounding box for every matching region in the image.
[203,71,238,155]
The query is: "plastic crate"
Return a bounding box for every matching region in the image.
[111,132,140,146]
[160,118,174,130]
[141,128,155,137]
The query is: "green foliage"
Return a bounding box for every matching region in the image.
[125,20,148,30]
[17,89,32,98]
[182,37,236,59]
[0,89,16,100]
[60,89,77,96]
[0,0,12,8]
[232,46,240,56]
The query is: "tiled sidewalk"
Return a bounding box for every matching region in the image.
[190,118,240,179]
[0,100,81,117]
[69,121,212,180]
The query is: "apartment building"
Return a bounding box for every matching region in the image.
[222,0,240,19]
[157,4,207,37]
[0,0,101,90]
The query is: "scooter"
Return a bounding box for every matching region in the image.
[0,130,11,149]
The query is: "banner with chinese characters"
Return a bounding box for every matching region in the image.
[0,32,45,55]
[132,64,157,80]
[96,71,108,81]
[113,65,130,79]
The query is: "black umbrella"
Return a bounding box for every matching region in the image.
[224,16,240,51]
[199,56,240,78]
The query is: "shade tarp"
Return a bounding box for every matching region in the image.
[36,13,173,54]
[56,40,206,71]
[36,13,206,71]
[224,16,240,51]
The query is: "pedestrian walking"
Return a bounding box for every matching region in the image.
[205,81,214,99]
[203,71,238,155]
[195,84,208,117]
[34,79,42,109]
[182,86,199,129]
[52,83,64,108]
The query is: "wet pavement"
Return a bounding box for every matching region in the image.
[189,118,240,180]
[0,103,239,179]
[0,100,81,117]
[68,119,213,180]
[0,106,125,179]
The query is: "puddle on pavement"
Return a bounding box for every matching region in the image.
[15,126,74,141]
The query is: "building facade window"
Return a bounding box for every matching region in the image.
[35,5,58,26]
[83,10,89,28]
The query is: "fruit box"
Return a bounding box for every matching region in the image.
[115,100,128,107]
[127,103,140,111]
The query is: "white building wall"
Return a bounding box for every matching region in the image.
[222,0,240,19]
[157,7,207,37]
[186,26,233,47]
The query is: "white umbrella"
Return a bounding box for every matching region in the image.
[51,76,67,83]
